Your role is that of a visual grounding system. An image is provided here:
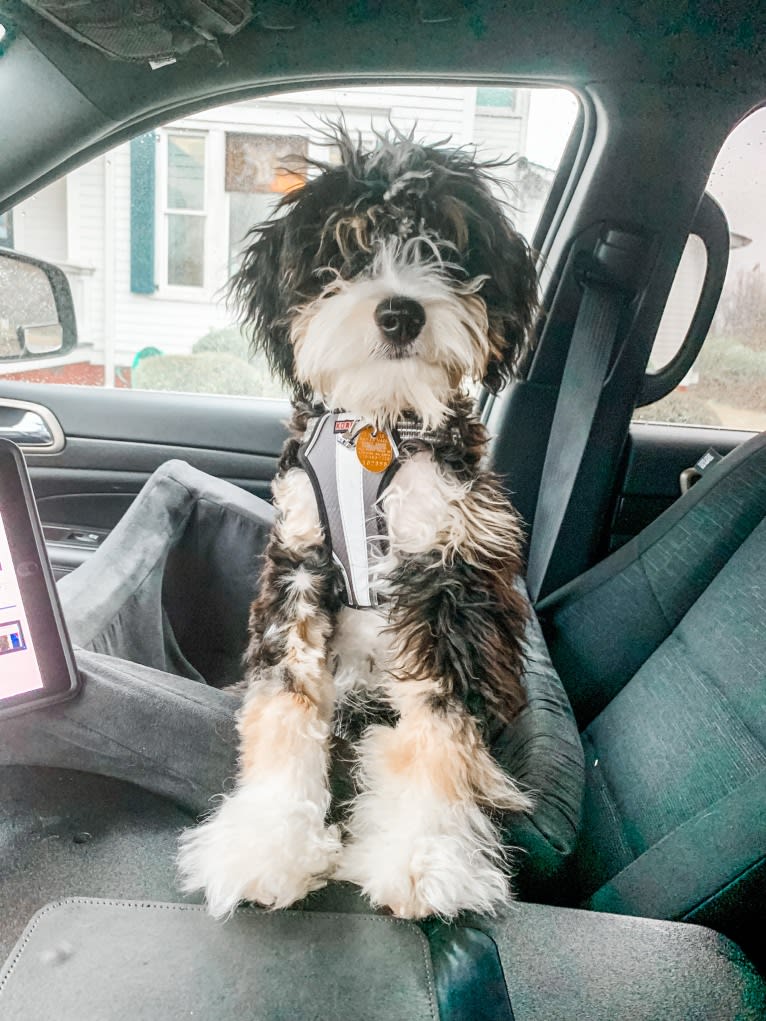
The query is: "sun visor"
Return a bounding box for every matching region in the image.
[18,1,256,64]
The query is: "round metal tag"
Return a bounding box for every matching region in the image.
[355,426,393,473]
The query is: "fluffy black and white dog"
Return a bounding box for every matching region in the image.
[178,130,538,920]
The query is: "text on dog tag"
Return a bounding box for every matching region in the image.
[355,426,393,473]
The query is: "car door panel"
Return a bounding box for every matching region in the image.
[31,451,276,576]
[29,439,280,491]
[0,381,290,575]
[0,382,291,452]
[609,422,753,549]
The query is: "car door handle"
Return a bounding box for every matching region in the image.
[0,399,65,453]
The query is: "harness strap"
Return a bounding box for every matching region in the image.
[298,413,399,608]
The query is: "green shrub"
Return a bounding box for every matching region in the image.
[696,333,766,388]
[192,326,250,360]
[132,351,286,399]
[712,267,766,350]
[634,390,721,426]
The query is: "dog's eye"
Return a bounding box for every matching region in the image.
[339,252,371,279]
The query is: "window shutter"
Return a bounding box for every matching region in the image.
[130,133,157,294]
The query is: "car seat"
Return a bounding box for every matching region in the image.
[537,429,766,961]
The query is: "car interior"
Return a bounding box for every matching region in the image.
[0,1,764,1018]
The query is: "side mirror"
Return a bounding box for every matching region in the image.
[0,247,77,360]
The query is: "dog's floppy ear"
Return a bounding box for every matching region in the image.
[452,169,539,394]
[230,213,296,387]
[479,219,539,394]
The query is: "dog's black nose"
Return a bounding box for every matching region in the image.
[374,297,426,345]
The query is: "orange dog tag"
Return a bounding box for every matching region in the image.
[355,426,394,473]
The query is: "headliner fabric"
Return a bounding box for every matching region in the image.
[0,459,583,895]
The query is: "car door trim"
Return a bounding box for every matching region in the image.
[0,399,66,455]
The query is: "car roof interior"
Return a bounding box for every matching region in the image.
[3,0,764,585]
[1,0,765,209]
[0,2,765,1018]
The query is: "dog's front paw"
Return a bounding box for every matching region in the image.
[177,784,342,918]
[337,800,511,919]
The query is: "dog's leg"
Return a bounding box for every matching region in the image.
[338,463,533,918]
[178,468,341,918]
[337,686,531,919]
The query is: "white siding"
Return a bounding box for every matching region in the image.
[69,157,106,352]
[12,166,106,359]
[10,86,550,378]
[110,140,230,365]
[13,177,68,263]
[105,87,505,366]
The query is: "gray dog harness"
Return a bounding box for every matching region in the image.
[298,413,400,608]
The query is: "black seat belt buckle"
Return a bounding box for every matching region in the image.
[575,228,652,300]
[680,447,723,494]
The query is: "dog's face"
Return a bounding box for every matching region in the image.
[232,132,538,427]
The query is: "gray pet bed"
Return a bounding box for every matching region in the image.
[0,460,583,899]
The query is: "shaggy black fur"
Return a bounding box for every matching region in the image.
[231,127,538,396]
[386,541,528,727]
[235,128,535,729]
[244,534,343,691]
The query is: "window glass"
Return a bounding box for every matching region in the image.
[167,215,205,287]
[0,210,12,246]
[163,132,206,288]
[167,134,205,210]
[2,84,578,399]
[225,133,307,273]
[645,234,707,373]
[636,106,766,431]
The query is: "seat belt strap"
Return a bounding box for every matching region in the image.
[526,265,629,603]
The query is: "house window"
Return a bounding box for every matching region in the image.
[165,133,206,287]
[476,87,516,111]
[0,209,12,247]
[225,133,307,273]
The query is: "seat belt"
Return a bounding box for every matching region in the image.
[526,229,647,603]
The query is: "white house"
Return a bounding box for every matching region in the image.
[3,85,556,389]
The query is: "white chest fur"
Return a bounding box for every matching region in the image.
[381,450,470,558]
[274,452,464,700]
[333,452,462,697]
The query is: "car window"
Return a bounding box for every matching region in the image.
[0,85,578,399]
[635,105,766,432]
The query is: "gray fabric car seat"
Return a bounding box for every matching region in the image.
[0,459,583,902]
[538,430,766,956]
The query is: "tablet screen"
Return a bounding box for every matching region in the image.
[0,506,45,700]
[0,437,79,716]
